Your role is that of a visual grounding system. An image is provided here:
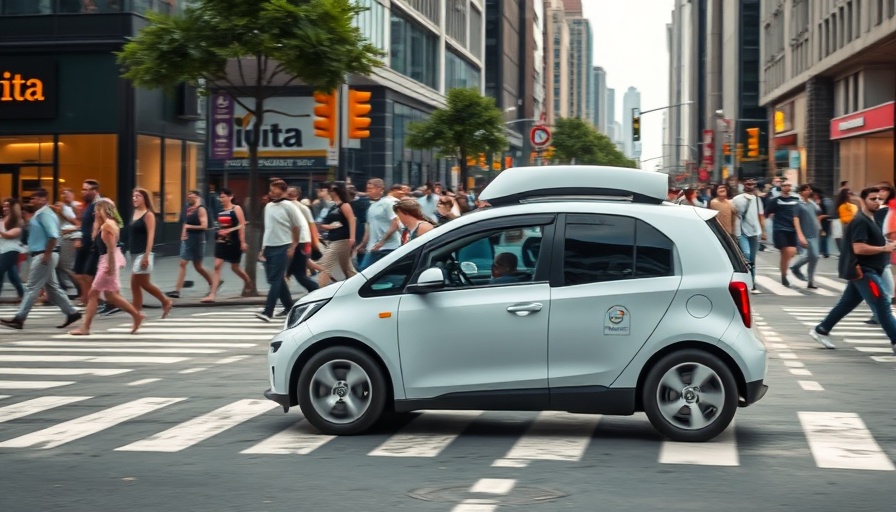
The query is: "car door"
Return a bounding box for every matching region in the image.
[397,215,556,403]
[548,213,681,390]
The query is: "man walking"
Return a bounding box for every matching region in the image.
[0,189,81,330]
[789,184,821,289]
[167,190,213,298]
[357,179,401,271]
[732,179,766,293]
[72,179,100,304]
[285,186,319,295]
[765,181,803,287]
[256,179,301,322]
[811,187,896,353]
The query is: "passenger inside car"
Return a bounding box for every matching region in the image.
[491,252,527,284]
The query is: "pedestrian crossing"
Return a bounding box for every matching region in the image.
[782,306,896,362]
[753,270,846,297]
[0,396,892,471]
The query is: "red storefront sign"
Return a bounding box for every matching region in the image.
[830,101,895,140]
[702,129,714,167]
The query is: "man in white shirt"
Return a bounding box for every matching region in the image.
[416,182,439,219]
[256,179,301,322]
[732,178,767,293]
[286,186,320,293]
[358,179,401,271]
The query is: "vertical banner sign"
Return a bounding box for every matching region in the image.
[702,129,714,168]
[211,94,234,160]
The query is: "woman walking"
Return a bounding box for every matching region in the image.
[202,188,252,302]
[0,198,25,301]
[394,199,435,243]
[130,188,173,317]
[70,198,145,335]
[317,182,357,287]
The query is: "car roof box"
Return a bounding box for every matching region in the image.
[478,165,668,206]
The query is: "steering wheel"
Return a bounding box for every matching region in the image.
[446,256,474,287]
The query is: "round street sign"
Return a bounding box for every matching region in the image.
[530,125,551,147]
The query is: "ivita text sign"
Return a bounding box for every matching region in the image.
[0,58,57,120]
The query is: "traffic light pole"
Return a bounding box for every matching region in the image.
[337,83,348,182]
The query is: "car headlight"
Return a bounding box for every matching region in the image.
[285,299,329,330]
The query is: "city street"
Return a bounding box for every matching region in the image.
[0,251,894,512]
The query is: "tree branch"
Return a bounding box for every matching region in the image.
[237,58,248,88]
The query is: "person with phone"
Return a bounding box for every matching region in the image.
[316,182,357,287]
[810,186,896,353]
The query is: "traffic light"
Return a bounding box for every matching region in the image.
[632,115,641,142]
[313,90,337,146]
[723,143,730,156]
[347,89,372,139]
[746,127,760,157]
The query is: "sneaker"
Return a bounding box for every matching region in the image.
[790,267,807,281]
[100,305,121,316]
[750,288,761,294]
[57,312,82,329]
[165,291,181,299]
[864,317,880,325]
[0,318,23,330]
[274,309,289,318]
[807,284,818,289]
[255,312,273,322]
[782,276,791,287]
[809,328,835,349]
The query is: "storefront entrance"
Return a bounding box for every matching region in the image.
[0,163,55,201]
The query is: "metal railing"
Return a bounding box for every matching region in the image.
[0,0,178,16]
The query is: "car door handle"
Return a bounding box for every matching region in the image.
[506,303,543,316]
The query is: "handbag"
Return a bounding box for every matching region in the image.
[132,252,154,274]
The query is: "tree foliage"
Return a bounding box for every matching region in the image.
[550,117,637,168]
[406,88,508,186]
[116,0,383,291]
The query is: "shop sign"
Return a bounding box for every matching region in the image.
[774,102,794,133]
[221,157,328,169]
[231,96,328,158]
[702,129,714,168]
[0,58,56,120]
[830,101,895,140]
[210,94,234,160]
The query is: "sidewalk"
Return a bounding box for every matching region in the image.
[0,255,315,308]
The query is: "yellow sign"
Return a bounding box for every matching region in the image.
[774,110,785,133]
[0,72,45,102]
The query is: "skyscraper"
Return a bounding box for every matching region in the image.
[544,0,571,125]
[566,15,594,121]
[593,67,607,132]
[623,86,642,158]
[606,87,616,136]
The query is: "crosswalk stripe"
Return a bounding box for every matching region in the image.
[798,321,878,328]
[754,276,802,296]
[658,423,738,466]
[805,287,837,296]
[367,411,481,457]
[843,338,891,345]
[49,334,273,341]
[812,275,846,292]
[0,397,185,449]
[193,312,267,317]
[115,399,277,452]
[494,411,600,465]
[0,355,189,364]
[0,347,225,354]
[0,380,75,389]
[0,368,131,376]
[0,396,90,423]
[8,341,257,348]
[854,347,893,353]
[0,395,9,400]
[798,411,895,471]
[241,420,336,455]
[105,328,278,336]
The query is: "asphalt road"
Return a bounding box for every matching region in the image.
[1,255,894,512]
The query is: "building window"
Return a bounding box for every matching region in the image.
[405,0,440,25]
[446,49,480,90]
[354,0,387,52]
[137,134,161,210]
[446,0,467,45]
[390,12,438,89]
[469,5,483,59]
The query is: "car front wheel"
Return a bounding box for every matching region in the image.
[297,346,387,435]
[642,349,738,442]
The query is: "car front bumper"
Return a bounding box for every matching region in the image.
[264,388,290,412]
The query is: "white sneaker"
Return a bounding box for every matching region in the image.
[751,287,761,294]
[809,328,835,349]
[255,312,272,323]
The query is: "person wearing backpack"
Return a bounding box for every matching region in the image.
[732,178,767,293]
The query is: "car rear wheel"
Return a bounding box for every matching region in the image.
[298,346,387,435]
[642,349,738,442]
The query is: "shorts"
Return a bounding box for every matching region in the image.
[73,244,98,276]
[773,229,798,249]
[214,239,242,264]
[180,238,206,262]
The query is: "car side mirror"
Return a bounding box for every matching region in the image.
[406,267,446,294]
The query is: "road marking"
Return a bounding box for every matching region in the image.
[659,423,738,466]
[0,397,185,449]
[789,369,813,376]
[0,367,131,376]
[214,355,250,365]
[470,478,516,495]
[8,341,256,349]
[0,380,74,389]
[754,275,802,296]
[777,352,798,359]
[127,378,161,386]
[769,343,789,349]
[0,347,224,354]
[872,355,896,363]
[94,332,274,340]
[798,411,895,471]
[116,399,277,452]
[0,396,90,423]
[452,500,497,512]
[843,338,891,345]
[367,411,481,457]
[764,336,783,342]
[494,411,600,465]
[783,361,805,368]
[806,287,837,296]
[798,381,824,391]
[854,347,893,353]
[179,368,207,374]
[757,325,774,331]
[0,355,189,364]
[812,275,846,291]
[241,420,337,455]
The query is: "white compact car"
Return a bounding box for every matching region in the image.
[264,166,768,442]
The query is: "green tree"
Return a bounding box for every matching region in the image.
[116,0,382,292]
[406,88,508,187]
[550,117,636,168]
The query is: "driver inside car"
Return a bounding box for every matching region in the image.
[491,252,522,284]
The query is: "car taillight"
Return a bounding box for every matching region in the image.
[728,281,751,328]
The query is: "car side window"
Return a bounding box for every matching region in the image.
[635,220,674,277]
[425,225,546,288]
[564,216,635,285]
[359,252,418,297]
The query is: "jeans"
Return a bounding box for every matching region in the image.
[0,251,24,298]
[262,245,294,317]
[817,267,896,344]
[15,253,77,322]
[288,244,319,293]
[819,221,831,257]
[790,237,819,283]
[357,249,393,272]
[738,235,759,283]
